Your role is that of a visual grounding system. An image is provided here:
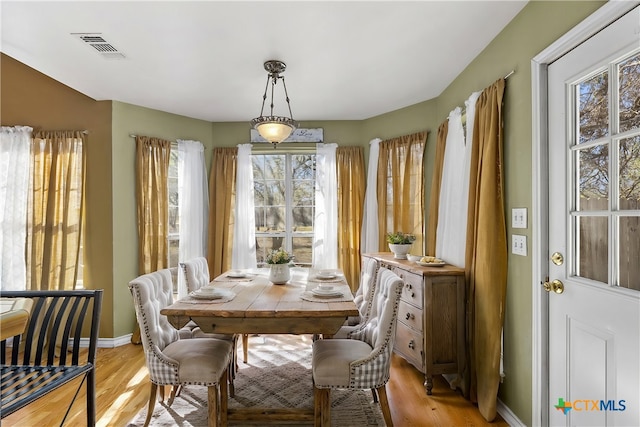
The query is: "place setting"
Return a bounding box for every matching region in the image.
[213,269,254,282]
[184,286,236,304]
[308,269,344,283]
[300,282,353,303]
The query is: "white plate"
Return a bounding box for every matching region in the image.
[190,291,225,300]
[192,288,233,299]
[226,270,246,278]
[416,261,446,267]
[311,288,343,297]
[315,272,337,280]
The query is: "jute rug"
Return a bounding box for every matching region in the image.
[127,334,385,426]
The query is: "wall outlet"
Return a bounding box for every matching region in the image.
[512,208,527,228]
[512,234,527,256]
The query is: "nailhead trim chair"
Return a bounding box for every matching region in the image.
[332,256,380,338]
[180,257,240,395]
[129,269,233,427]
[312,267,404,427]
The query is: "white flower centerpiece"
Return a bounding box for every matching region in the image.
[386,231,416,260]
[265,248,293,285]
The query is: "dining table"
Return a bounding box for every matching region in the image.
[160,266,359,424]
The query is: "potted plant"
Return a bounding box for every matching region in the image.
[386,232,416,259]
[265,248,293,284]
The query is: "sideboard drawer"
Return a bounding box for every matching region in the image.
[389,268,423,308]
[394,322,424,371]
[398,299,423,332]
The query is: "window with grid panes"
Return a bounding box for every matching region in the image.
[252,153,316,266]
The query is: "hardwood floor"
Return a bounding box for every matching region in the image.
[2,338,509,426]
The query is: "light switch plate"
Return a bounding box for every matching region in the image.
[512,208,527,229]
[512,234,527,256]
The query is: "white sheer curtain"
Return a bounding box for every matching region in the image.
[312,143,338,269]
[0,126,32,290]
[435,91,480,267]
[176,139,209,298]
[360,138,381,253]
[232,144,257,269]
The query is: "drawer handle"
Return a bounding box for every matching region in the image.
[408,340,415,349]
[405,312,415,321]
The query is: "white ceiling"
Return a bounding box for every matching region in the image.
[1,1,527,122]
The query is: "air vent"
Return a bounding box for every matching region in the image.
[72,33,126,60]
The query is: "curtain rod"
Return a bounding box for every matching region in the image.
[455,70,515,121]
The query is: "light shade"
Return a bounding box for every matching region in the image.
[251,116,296,144]
[251,60,298,146]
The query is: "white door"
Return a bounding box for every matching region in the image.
[547,6,640,426]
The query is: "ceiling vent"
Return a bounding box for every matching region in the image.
[72,33,126,60]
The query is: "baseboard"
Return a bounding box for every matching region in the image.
[78,334,133,348]
[497,398,525,426]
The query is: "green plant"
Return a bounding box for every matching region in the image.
[386,231,416,245]
[265,247,293,264]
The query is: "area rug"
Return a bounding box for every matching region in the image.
[127,334,385,426]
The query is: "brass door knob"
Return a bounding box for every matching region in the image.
[543,279,564,294]
[551,252,564,266]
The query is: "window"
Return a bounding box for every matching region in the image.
[252,153,316,266]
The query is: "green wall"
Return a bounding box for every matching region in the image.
[111,102,215,336]
[3,1,609,423]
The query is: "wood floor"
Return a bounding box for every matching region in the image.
[2,338,509,426]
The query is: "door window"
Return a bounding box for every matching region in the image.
[572,50,640,290]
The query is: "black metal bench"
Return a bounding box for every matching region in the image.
[1,290,103,426]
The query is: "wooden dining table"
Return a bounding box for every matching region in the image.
[160,266,359,424]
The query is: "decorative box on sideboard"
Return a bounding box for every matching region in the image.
[364,253,466,395]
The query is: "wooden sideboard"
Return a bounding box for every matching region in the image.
[364,253,465,395]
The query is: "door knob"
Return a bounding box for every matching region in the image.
[543,279,564,294]
[551,252,564,266]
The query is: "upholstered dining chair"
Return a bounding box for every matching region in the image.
[129,269,233,427]
[180,257,243,361]
[312,267,404,427]
[332,255,379,339]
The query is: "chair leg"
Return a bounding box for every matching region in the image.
[314,387,331,427]
[371,388,378,403]
[87,369,96,426]
[234,335,240,371]
[168,385,178,406]
[208,384,219,427]
[144,383,158,427]
[242,334,249,363]
[158,384,166,402]
[228,363,235,398]
[313,386,321,427]
[220,368,228,426]
[376,385,394,427]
